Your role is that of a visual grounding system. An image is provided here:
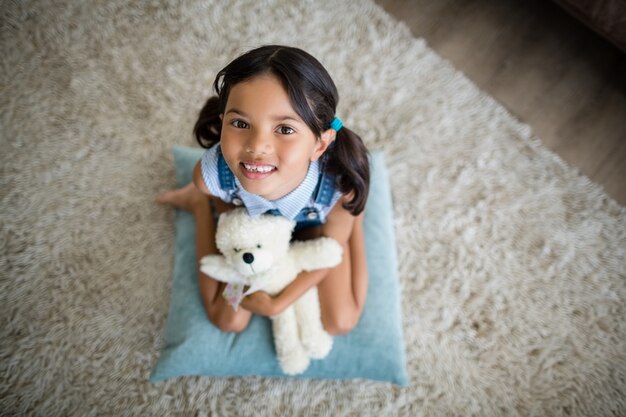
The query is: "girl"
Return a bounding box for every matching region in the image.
[156,45,370,336]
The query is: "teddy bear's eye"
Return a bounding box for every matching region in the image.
[233,248,241,253]
[256,244,262,249]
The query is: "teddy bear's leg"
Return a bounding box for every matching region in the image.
[295,288,333,360]
[271,306,310,375]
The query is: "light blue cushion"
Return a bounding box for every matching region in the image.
[150,145,408,385]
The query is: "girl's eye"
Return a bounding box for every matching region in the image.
[277,126,295,135]
[231,120,249,129]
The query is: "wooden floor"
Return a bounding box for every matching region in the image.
[376,0,626,205]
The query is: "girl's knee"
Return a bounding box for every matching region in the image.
[323,310,359,336]
[209,310,251,333]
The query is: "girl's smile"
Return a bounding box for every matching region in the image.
[219,74,333,200]
[240,161,277,179]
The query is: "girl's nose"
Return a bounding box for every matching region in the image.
[246,128,272,155]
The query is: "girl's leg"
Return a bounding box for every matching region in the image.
[156,183,252,332]
[316,214,368,335]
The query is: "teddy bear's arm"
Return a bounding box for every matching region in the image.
[289,237,343,272]
[199,255,245,284]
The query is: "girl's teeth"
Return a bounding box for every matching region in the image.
[243,163,274,173]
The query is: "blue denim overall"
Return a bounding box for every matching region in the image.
[216,149,338,232]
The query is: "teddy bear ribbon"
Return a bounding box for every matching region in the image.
[222,282,263,311]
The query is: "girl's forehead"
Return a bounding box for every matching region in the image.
[225,74,298,116]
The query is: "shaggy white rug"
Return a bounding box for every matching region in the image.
[1,0,625,415]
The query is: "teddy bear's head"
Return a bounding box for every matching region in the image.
[215,208,295,276]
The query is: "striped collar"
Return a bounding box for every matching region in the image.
[235,160,320,220]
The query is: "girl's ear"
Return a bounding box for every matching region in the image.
[311,128,336,161]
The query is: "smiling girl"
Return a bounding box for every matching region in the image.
[157,45,370,335]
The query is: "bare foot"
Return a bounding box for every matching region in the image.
[155,182,207,212]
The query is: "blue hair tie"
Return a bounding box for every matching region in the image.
[330,116,343,132]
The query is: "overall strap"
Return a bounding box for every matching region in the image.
[290,160,338,232]
[216,146,236,191]
[313,160,337,205]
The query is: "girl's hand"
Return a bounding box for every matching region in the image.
[240,291,279,317]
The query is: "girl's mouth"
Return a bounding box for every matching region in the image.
[240,162,277,180]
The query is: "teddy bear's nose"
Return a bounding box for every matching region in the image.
[242,252,254,264]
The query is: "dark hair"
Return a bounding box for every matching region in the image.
[193,45,369,215]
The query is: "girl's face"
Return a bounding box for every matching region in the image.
[220,74,334,200]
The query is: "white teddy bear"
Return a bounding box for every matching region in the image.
[199,208,343,375]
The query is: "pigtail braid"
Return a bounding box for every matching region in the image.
[193,96,222,149]
[326,126,370,215]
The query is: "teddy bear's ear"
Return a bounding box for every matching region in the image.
[217,207,247,228]
[214,208,250,250]
[258,214,295,241]
[275,216,296,233]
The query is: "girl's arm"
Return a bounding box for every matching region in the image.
[191,161,220,305]
[240,195,356,316]
[191,162,251,329]
[192,160,210,194]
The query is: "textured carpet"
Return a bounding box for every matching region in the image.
[1,0,625,415]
